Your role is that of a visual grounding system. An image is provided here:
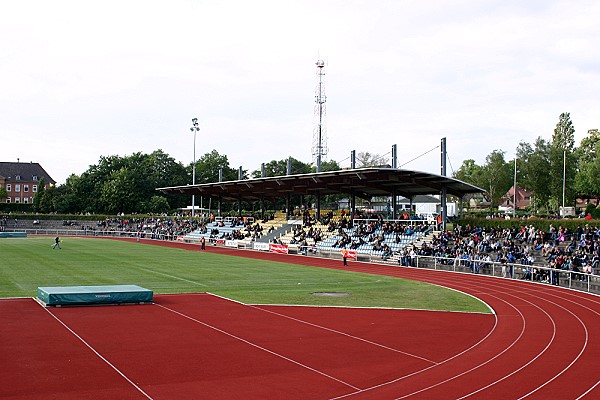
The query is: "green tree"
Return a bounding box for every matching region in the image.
[575,129,600,199]
[516,138,551,211]
[32,178,45,211]
[317,159,341,173]
[100,167,138,213]
[452,159,485,208]
[194,150,239,183]
[453,159,483,186]
[51,150,188,214]
[480,150,512,207]
[141,195,171,214]
[0,185,8,201]
[256,157,312,177]
[549,112,577,210]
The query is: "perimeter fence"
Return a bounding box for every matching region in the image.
[6,228,600,296]
[312,249,600,295]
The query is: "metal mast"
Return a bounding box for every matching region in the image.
[312,59,328,172]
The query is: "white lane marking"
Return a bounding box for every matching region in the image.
[155,303,361,391]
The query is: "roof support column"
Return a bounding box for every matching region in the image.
[350,189,356,220]
[392,188,398,220]
[316,191,321,220]
[286,193,291,219]
[260,194,265,220]
[441,187,447,231]
[441,137,448,231]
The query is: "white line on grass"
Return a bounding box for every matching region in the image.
[138,267,208,287]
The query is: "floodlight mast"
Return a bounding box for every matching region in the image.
[312,59,328,172]
[190,118,200,217]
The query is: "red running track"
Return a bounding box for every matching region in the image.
[1,238,599,399]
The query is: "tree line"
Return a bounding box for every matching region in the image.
[29,111,598,217]
[31,149,344,215]
[453,112,599,213]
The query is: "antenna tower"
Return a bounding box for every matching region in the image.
[312,59,328,172]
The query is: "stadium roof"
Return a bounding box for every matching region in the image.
[157,167,484,202]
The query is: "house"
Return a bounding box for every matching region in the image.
[0,161,56,204]
[500,185,531,210]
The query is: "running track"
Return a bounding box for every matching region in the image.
[2,239,599,399]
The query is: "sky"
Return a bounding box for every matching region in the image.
[1,0,599,184]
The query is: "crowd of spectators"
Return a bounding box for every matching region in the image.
[94,217,201,240]
[395,223,599,283]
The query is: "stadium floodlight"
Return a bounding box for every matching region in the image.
[190,118,200,217]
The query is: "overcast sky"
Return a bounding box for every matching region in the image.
[1,0,599,184]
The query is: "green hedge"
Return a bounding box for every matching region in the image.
[454,216,600,232]
[0,203,33,213]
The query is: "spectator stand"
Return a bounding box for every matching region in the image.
[313,218,433,261]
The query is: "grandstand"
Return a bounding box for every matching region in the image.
[184,212,289,246]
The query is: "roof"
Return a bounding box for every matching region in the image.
[0,162,56,184]
[157,167,484,202]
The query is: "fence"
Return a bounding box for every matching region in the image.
[5,228,183,242]
[6,228,599,295]
[308,250,600,295]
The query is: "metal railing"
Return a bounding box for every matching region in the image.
[7,228,599,295]
[5,228,183,241]
[308,250,599,295]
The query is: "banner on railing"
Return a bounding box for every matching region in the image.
[253,242,270,251]
[341,249,357,259]
[176,236,184,242]
[269,243,289,254]
[225,240,238,248]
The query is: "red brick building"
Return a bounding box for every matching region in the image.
[0,162,56,204]
[500,185,532,210]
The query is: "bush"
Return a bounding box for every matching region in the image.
[454,216,600,233]
[0,203,32,213]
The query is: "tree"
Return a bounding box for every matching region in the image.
[480,150,512,207]
[317,159,341,173]
[356,152,388,167]
[549,112,577,210]
[49,150,188,214]
[141,195,171,214]
[32,178,46,211]
[453,159,483,186]
[100,167,139,213]
[0,185,8,201]
[194,150,239,183]
[517,138,551,211]
[254,158,312,178]
[575,129,600,198]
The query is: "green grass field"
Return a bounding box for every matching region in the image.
[0,237,490,313]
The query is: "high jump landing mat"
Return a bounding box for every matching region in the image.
[37,285,153,307]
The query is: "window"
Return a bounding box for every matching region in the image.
[33,185,38,192]
[24,197,29,204]
[24,185,29,192]
[15,175,21,181]
[15,184,21,192]
[33,175,38,181]
[6,184,11,191]
[15,197,20,203]
[5,197,10,203]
